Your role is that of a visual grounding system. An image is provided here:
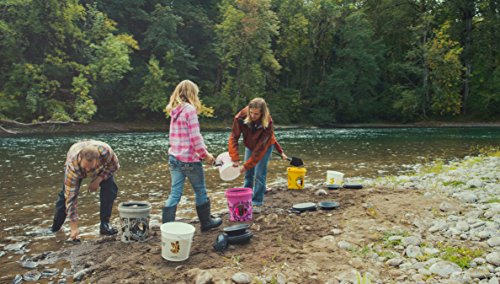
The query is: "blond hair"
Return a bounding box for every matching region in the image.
[80,145,99,161]
[244,97,271,128]
[165,80,201,114]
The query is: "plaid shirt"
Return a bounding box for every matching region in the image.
[168,103,208,162]
[64,140,120,222]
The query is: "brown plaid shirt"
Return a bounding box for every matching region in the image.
[64,140,120,222]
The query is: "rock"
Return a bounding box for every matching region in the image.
[470,221,486,229]
[41,268,59,278]
[73,268,94,281]
[429,220,448,233]
[485,252,500,266]
[489,277,499,284]
[473,258,486,265]
[466,179,483,188]
[440,202,454,212]
[429,261,462,278]
[331,229,342,235]
[466,267,490,279]
[388,235,402,242]
[315,189,328,196]
[405,245,422,258]
[308,235,336,251]
[456,221,470,232]
[453,192,478,203]
[422,247,440,255]
[337,241,355,250]
[402,236,421,246]
[23,270,41,282]
[19,260,38,269]
[231,272,252,284]
[449,271,472,283]
[61,267,73,277]
[487,237,500,247]
[0,251,5,258]
[386,258,404,267]
[5,242,27,252]
[276,272,286,284]
[195,270,213,284]
[12,274,22,284]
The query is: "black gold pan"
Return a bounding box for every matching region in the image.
[343,184,363,189]
[318,201,340,210]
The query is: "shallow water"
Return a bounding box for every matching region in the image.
[0,127,499,244]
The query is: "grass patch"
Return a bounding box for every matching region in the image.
[377,250,398,259]
[442,180,465,187]
[486,198,500,203]
[436,242,484,269]
[420,160,445,174]
[381,230,410,248]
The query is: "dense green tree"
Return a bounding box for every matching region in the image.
[467,0,500,118]
[1,0,498,125]
[322,9,384,123]
[215,0,281,116]
[425,22,463,116]
[0,1,135,122]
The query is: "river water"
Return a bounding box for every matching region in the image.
[0,128,499,246]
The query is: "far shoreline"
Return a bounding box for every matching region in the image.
[1,120,500,137]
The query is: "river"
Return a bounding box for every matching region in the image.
[0,127,499,243]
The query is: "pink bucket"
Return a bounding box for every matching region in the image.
[225,187,253,222]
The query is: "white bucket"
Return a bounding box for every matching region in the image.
[160,222,196,262]
[326,171,344,185]
[215,152,240,181]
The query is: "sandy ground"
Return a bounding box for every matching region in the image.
[32,183,458,284]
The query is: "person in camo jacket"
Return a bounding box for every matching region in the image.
[50,140,120,242]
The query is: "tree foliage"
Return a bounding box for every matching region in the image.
[0,0,498,124]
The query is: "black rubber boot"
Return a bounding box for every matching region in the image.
[162,206,177,223]
[51,186,67,232]
[100,221,118,236]
[196,199,222,232]
[99,177,118,236]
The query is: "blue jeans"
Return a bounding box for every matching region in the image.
[165,155,208,207]
[243,145,273,206]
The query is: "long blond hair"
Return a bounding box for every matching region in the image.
[165,80,201,114]
[244,97,271,128]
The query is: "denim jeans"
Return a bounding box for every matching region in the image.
[243,145,273,206]
[52,176,118,232]
[165,155,208,207]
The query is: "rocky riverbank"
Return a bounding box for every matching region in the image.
[1,152,499,283]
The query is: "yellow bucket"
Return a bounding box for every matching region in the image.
[287,167,307,190]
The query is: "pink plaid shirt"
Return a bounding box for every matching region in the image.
[168,103,208,162]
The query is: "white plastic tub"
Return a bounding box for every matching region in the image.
[160,222,196,261]
[326,170,344,185]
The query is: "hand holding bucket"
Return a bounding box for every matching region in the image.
[214,152,240,181]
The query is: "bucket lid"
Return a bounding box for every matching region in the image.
[223,224,250,236]
[343,183,363,189]
[292,202,317,212]
[318,201,340,210]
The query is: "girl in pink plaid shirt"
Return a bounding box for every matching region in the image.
[162,80,222,232]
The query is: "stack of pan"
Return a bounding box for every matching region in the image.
[223,224,253,244]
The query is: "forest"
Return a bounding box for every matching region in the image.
[0,0,499,125]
